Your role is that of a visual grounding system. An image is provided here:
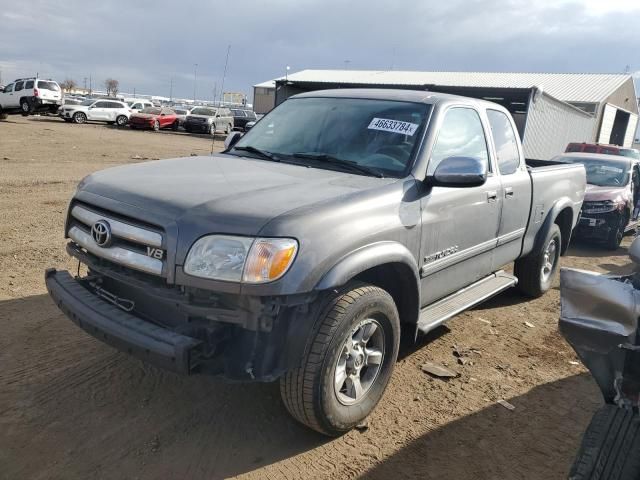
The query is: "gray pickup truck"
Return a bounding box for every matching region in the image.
[46,89,586,435]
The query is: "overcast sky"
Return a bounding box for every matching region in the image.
[0,0,639,101]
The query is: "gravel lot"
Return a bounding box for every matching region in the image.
[0,115,633,479]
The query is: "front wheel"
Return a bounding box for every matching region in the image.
[171,121,179,131]
[280,282,400,436]
[116,115,128,127]
[515,223,561,298]
[72,111,87,124]
[606,212,628,250]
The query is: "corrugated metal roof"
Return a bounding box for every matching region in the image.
[255,70,632,103]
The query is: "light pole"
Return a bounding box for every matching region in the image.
[193,63,198,104]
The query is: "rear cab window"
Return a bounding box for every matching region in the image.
[37,81,60,91]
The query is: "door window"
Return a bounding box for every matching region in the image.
[428,107,489,175]
[4,83,14,92]
[487,110,521,175]
[25,80,34,89]
[108,102,123,108]
[14,81,24,92]
[94,101,109,108]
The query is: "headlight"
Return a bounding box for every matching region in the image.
[582,200,618,214]
[184,235,298,283]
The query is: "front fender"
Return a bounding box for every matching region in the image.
[315,241,420,291]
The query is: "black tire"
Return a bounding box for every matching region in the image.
[72,111,86,124]
[570,405,640,480]
[129,125,137,130]
[606,212,628,251]
[280,282,400,436]
[116,115,128,127]
[63,118,72,123]
[0,106,6,120]
[515,223,561,298]
[184,126,191,133]
[20,99,32,116]
[153,120,160,131]
[171,121,179,131]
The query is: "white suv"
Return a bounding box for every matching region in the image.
[59,99,130,126]
[0,78,62,116]
[127,100,154,113]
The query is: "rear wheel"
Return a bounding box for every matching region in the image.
[280,282,400,436]
[116,115,128,127]
[570,405,640,479]
[515,223,561,298]
[171,120,179,131]
[72,112,87,124]
[20,99,32,116]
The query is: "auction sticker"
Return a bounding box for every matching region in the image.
[368,118,419,136]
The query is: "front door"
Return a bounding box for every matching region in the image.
[487,109,532,269]
[419,106,502,305]
[88,101,109,121]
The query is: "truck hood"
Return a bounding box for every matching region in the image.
[584,184,629,202]
[76,154,394,238]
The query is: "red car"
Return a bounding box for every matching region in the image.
[129,107,179,131]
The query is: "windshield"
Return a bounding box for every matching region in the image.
[141,107,161,115]
[174,109,187,115]
[558,156,630,187]
[191,107,215,116]
[37,81,60,91]
[619,149,640,160]
[233,97,430,177]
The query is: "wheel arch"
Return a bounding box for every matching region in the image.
[534,198,575,256]
[315,242,421,326]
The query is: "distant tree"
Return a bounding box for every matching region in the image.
[59,78,77,93]
[104,78,119,97]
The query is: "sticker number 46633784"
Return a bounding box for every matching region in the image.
[368,117,419,136]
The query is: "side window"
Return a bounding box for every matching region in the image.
[94,101,108,108]
[4,83,14,92]
[428,107,489,175]
[487,110,521,175]
[111,102,124,108]
[25,80,34,89]
[14,81,24,91]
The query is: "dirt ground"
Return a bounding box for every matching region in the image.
[0,115,634,479]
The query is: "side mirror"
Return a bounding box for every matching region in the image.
[428,156,487,188]
[245,121,256,131]
[224,131,243,150]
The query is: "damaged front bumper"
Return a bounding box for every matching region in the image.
[559,268,640,407]
[45,246,320,381]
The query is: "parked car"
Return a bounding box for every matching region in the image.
[172,107,193,127]
[45,89,586,436]
[560,242,640,479]
[127,100,155,113]
[59,99,130,126]
[567,142,640,160]
[129,107,179,131]
[183,106,233,134]
[0,78,62,116]
[554,152,640,249]
[230,108,258,131]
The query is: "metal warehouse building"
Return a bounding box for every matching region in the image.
[253,70,639,160]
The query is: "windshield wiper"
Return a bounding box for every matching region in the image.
[291,152,384,178]
[233,145,280,162]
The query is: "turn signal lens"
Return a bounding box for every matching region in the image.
[243,238,298,283]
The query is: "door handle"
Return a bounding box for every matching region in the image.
[504,187,514,198]
[487,191,498,202]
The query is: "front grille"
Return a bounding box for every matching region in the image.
[67,203,165,276]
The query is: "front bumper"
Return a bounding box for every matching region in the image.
[185,122,210,132]
[575,212,622,240]
[45,268,201,374]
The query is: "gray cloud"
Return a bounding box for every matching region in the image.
[0,0,638,101]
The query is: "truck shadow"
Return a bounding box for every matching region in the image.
[0,294,603,480]
[361,372,601,480]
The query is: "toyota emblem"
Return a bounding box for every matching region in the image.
[91,220,112,247]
